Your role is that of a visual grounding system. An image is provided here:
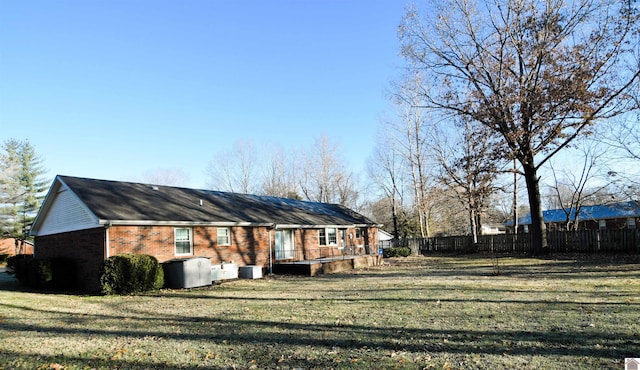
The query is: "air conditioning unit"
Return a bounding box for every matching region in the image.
[163,257,211,289]
[211,264,222,282]
[221,262,238,280]
[211,262,239,281]
[239,265,263,279]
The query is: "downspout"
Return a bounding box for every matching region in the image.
[105,221,112,258]
[268,224,274,275]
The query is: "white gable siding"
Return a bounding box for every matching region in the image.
[36,188,100,235]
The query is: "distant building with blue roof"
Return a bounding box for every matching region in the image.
[505,201,640,232]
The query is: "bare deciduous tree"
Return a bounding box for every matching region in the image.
[299,136,359,207]
[601,116,640,197]
[389,72,437,238]
[140,168,190,187]
[434,117,502,242]
[367,135,405,240]
[400,0,639,253]
[206,140,258,194]
[544,139,616,230]
[260,144,299,199]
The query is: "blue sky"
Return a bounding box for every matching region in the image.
[1,1,407,188]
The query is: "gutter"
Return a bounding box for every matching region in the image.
[98,220,274,227]
[274,223,381,229]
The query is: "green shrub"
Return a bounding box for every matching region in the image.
[7,255,76,290]
[28,259,53,288]
[99,254,164,295]
[383,247,412,258]
[6,254,34,284]
[0,253,10,264]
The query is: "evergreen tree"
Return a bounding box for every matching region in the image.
[0,139,48,242]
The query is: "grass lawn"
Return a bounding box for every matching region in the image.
[1,255,638,369]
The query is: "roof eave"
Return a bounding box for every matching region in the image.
[100,220,275,227]
[100,221,382,228]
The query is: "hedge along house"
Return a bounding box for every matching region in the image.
[30,176,382,291]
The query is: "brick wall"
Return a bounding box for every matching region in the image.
[108,226,173,261]
[108,225,272,266]
[108,225,378,264]
[194,225,271,266]
[365,227,378,254]
[34,228,106,292]
[299,229,321,259]
[33,224,379,292]
[294,226,378,259]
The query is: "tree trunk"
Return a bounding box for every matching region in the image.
[522,162,548,254]
[468,189,478,244]
[469,207,478,244]
[391,195,400,241]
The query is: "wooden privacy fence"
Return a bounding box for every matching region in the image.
[390,229,640,254]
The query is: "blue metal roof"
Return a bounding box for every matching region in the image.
[505,201,640,226]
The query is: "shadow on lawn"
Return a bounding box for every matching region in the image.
[337,255,640,280]
[2,301,638,364]
[0,350,209,370]
[2,256,638,367]
[154,292,640,307]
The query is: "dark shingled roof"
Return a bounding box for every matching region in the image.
[58,175,377,226]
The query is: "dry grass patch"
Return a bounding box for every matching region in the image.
[1,254,638,369]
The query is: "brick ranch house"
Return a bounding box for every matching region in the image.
[30,176,381,291]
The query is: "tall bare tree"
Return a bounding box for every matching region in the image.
[206,140,258,194]
[601,114,640,199]
[260,144,299,199]
[367,136,405,240]
[390,72,437,238]
[298,136,359,207]
[400,0,639,253]
[434,117,502,242]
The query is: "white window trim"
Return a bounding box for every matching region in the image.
[174,227,193,256]
[319,227,338,246]
[217,227,231,246]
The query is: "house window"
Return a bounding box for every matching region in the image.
[355,228,362,239]
[599,220,607,230]
[319,228,338,246]
[327,228,337,245]
[175,228,192,255]
[217,227,230,246]
[627,218,636,230]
